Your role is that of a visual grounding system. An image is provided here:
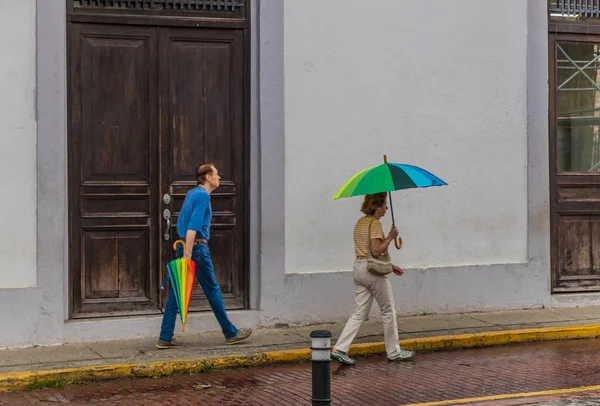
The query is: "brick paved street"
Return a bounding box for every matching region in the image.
[538,399,600,405]
[4,339,600,405]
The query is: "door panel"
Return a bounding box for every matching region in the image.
[70,24,159,317]
[159,28,246,310]
[556,214,600,289]
[81,39,149,182]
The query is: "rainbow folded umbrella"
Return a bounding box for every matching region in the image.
[333,155,447,248]
[166,240,197,332]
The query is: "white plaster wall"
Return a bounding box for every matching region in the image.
[0,1,37,288]
[284,0,528,273]
[0,0,68,348]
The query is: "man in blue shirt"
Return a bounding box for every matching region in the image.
[157,163,253,348]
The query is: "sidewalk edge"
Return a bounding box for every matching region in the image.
[2,323,599,392]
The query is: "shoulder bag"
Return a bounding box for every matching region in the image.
[366,219,394,276]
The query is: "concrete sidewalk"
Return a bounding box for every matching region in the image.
[2,306,600,391]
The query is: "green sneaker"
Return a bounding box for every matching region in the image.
[331,350,356,365]
[388,349,415,361]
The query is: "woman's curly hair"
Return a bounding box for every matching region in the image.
[361,192,387,215]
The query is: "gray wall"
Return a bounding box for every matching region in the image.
[2,0,582,348]
[256,0,561,326]
[0,0,67,348]
[3,0,263,348]
[258,0,287,313]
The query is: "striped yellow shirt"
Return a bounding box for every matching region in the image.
[354,216,385,257]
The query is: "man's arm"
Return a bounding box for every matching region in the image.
[183,191,210,259]
[184,229,197,260]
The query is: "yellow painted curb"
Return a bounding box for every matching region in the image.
[397,323,600,352]
[0,349,314,392]
[404,384,600,405]
[2,324,600,392]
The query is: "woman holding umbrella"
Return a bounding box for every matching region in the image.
[331,192,415,365]
[331,156,446,364]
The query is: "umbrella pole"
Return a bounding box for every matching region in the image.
[384,154,402,250]
[388,191,395,225]
[383,155,395,224]
[388,191,402,249]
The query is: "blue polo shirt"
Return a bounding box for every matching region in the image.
[176,186,212,240]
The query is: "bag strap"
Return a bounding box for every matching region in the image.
[368,217,391,260]
[367,218,376,257]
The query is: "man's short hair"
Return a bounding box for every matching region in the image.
[196,162,215,185]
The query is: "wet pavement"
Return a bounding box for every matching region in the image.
[3,339,600,405]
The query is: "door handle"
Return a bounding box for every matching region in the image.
[163,209,171,241]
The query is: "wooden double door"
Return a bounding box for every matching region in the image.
[68,23,248,317]
[550,33,600,292]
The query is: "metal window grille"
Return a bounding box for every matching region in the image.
[73,0,243,11]
[550,0,600,18]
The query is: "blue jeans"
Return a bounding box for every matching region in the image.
[159,243,238,341]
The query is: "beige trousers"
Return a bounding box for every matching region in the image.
[334,259,401,358]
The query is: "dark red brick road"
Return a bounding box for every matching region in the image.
[3,339,600,405]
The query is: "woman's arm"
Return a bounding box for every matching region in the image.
[370,224,398,257]
[370,237,392,258]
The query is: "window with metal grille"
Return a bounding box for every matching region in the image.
[550,0,600,19]
[73,0,243,11]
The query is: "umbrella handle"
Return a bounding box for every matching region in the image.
[173,239,185,252]
[394,236,402,250]
[384,177,402,250]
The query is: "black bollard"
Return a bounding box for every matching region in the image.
[310,330,332,405]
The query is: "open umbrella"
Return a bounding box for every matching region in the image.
[333,155,447,249]
[166,240,197,332]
